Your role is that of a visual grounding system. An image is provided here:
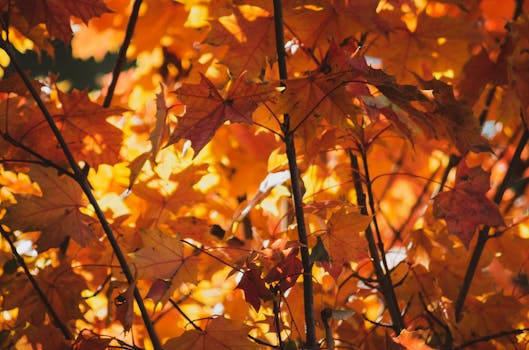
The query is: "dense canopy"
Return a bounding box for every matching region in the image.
[0,1,529,349]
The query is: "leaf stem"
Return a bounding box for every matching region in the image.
[0,227,73,340]
[103,0,143,108]
[0,39,163,350]
[169,298,203,331]
[348,150,405,334]
[273,0,317,348]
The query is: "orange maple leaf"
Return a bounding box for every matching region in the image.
[1,89,126,168]
[205,5,275,78]
[129,229,199,284]
[168,73,276,155]
[1,166,97,251]
[321,205,372,277]
[2,264,87,326]
[393,329,435,350]
[163,317,259,350]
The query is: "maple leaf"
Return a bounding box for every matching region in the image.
[163,317,259,350]
[236,262,273,310]
[322,205,372,277]
[130,164,207,227]
[359,68,490,154]
[458,293,523,338]
[205,5,275,78]
[1,166,97,251]
[73,330,112,350]
[369,11,481,82]
[15,0,111,43]
[248,0,389,54]
[415,77,491,154]
[25,324,71,350]
[129,229,199,285]
[264,248,302,293]
[168,73,276,155]
[1,90,126,168]
[56,90,127,167]
[2,264,87,326]
[433,160,504,248]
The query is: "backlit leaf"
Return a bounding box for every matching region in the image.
[168,73,276,154]
[433,160,504,248]
[164,317,259,350]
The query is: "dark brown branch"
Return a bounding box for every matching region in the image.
[103,0,143,108]
[348,150,405,334]
[438,154,461,192]
[273,0,317,348]
[454,328,529,350]
[0,227,73,340]
[0,39,163,350]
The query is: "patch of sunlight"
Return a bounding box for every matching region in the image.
[195,172,220,192]
[519,222,529,239]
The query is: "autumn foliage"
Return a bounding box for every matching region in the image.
[1,0,529,349]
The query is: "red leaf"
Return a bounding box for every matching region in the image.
[264,249,302,293]
[433,160,504,248]
[73,330,111,350]
[236,263,272,311]
[16,0,111,43]
[114,281,135,332]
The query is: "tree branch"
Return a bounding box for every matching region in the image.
[0,39,163,350]
[169,298,202,331]
[103,0,143,108]
[272,1,316,348]
[0,227,73,340]
[348,150,405,334]
[454,328,529,350]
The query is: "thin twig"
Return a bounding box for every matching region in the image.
[418,292,452,349]
[272,287,284,349]
[248,334,281,348]
[0,227,73,340]
[389,165,442,245]
[169,298,202,331]
[348,150,405,334]
[454,328,529,350]
[273,0,317,348]
[103,0,143,107]
[0,39,163,350]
